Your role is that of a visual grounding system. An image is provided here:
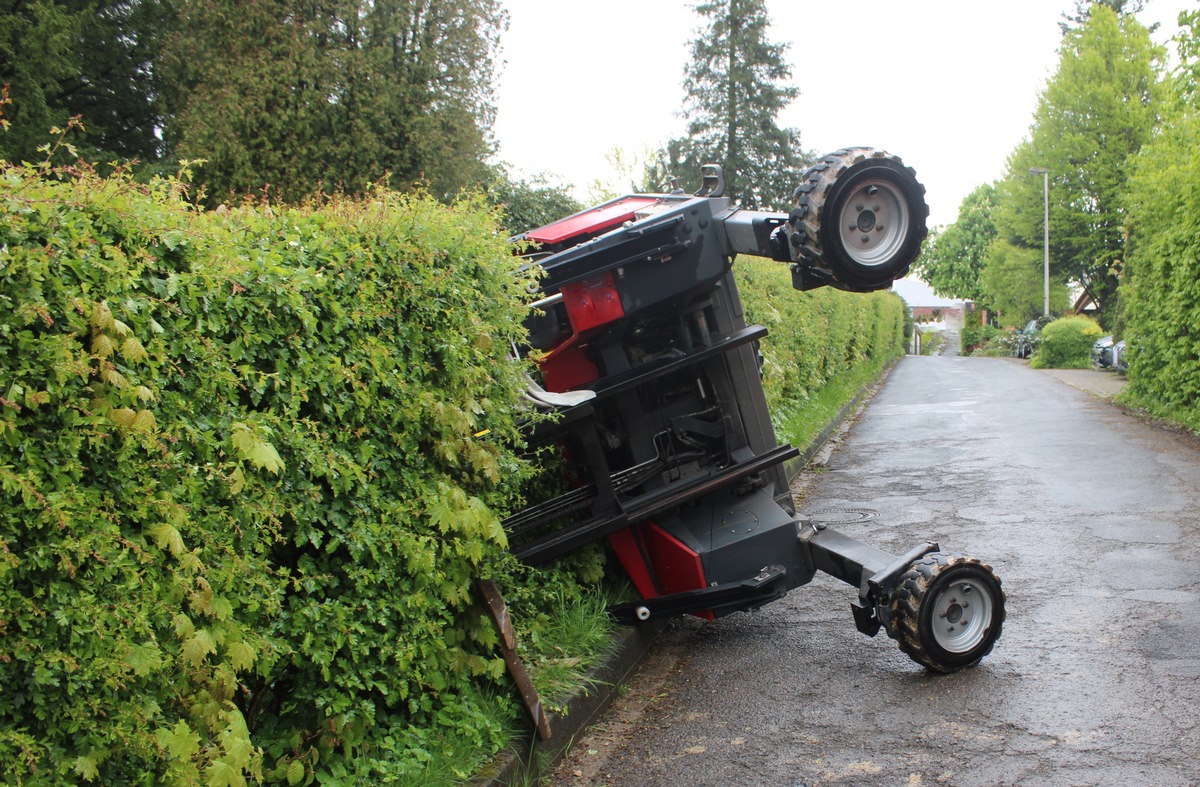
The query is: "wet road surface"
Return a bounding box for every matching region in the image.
[552,355,1200,786]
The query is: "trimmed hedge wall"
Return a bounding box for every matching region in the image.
[0,166,545,783]
[735,257,907,428]
[1121,106,1200,430]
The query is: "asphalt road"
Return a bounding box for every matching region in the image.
[552,355,1200,787]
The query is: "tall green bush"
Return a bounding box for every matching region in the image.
[961,322,1001,355]
[0,163,552,783]
[1121,68,1200,430]
[1028,315,1104,369]
[734,258,906,431]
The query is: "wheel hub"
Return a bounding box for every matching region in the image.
[932,578,993,654]
[856,209,877,232]
[837,178,910,268]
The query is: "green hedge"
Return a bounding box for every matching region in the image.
[1029,315,1104,369]
[734,258,906,435]
[0,164,562,783]
[1121,103,1200,430]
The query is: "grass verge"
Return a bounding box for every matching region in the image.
[773,357,893,452]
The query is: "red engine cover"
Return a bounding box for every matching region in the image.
[524,196,662,246]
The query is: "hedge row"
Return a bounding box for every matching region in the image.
[734,257,907,429]
[0,164,558,784]
[1121,105,1200,430]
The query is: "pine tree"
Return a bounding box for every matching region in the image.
[160,0,506,204]
[0,0,168,165]
[663,0,809,211]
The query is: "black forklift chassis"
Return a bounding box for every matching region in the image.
[504,149,1005,673]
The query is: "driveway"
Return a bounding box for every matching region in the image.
[551,354,1200,786]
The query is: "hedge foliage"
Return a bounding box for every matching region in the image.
[0,162,567,784]
[1121,100,1200,429]
[734,257,907,430]
[1028,315,1104,369]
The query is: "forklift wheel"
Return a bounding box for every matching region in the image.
[884,552,1005,673]
[791,147,928,292]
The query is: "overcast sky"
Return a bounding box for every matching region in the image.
[492,0,1195,233]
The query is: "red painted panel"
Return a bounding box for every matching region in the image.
[648,522,714,620]
[644,523,706,597]
[609,522,713,620]
[524,196,662,245]
[560,272,625,334]
[539,343,599,392]
[608,527,658,601]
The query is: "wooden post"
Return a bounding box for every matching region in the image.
[477,578,551,741]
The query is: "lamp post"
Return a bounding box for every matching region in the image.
[1029,166,1050,317]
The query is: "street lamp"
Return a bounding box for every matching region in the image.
[1029,166,1050,317]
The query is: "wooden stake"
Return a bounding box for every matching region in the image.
[478,578,551,741]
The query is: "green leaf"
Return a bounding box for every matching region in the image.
[91,333,115,358]
[72,754,100,782]
[121,336,148,363]
[204,759,243,787]
[227,640,256,671]
[157,720,202,761]
[182,628,217,666]
[230,423,285,474]
[125,642,164,677]
[148,522,185,556]
[210,595,233,620]
[285,760,305,786]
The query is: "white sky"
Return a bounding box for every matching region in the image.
[492,0,1195,232]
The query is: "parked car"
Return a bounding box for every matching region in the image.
[1113,339,1128,373]
[1092,335,1114,368]
[1015,319,1039,359]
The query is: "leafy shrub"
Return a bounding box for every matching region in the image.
[1029,316,1105,368]
[0,161,594,783]
[972,330,1035,358]
[733,258,906,436]
[960,322,1001,354]
[919,331,947,356]
[1121,95,1200,430]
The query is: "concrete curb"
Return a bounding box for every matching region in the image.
[473,359,899,786]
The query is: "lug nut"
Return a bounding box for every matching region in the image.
[860,234,870,243]
[856,203,864,211]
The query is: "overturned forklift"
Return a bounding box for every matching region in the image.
[504,148,1004,673]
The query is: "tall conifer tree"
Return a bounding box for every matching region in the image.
[0,0,168,164]
[160,0,506,204]
[662,0,809,210]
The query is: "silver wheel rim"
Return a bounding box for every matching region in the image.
[930,576,993,653]
[836,177,910,267]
